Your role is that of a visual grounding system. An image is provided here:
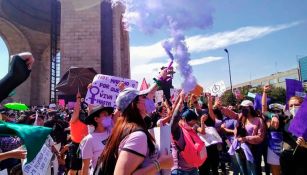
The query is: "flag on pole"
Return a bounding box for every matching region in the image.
[288,95,307,140]
[0,121,52,164]
[254,93,271,111]
[139,78,149,91]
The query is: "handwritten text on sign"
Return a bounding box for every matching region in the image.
[22,145,53,175]
[85,74,138,107]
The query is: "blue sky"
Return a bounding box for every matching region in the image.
[1,0,307,89]
[128,0,307,88]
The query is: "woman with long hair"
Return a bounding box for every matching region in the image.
[220,100,266,175]
[95,69,173,175]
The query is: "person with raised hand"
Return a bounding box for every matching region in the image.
[0,52,34,102]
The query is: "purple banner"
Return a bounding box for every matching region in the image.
[288,95,307,140]
[286,79,303,109]
[254,93,271,111]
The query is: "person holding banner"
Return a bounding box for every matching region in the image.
[280,96,307,175]
[80,105,114,175]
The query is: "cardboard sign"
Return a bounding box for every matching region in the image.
[155,90,164,103]
[152,125,171,175]
[198,127,222,146]
[206,81,226,97]
[22,145,53,175]
[85,74,138,107]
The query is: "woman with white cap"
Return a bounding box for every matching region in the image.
[94,69,173,175]
[218,99,265,175]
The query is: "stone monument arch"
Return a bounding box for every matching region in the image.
[0,0,130,105]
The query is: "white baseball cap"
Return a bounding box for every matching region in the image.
[240,100,254,107]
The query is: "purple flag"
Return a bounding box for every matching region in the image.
[286,79,303,109]
[288,95,307,140]
[254,93,271,111]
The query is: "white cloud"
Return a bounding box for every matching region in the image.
[130,21,302,65]
[130,21,303,85]
[131,56,223,84]
[189,56,223,66]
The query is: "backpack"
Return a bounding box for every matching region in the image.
[175,124,207,167]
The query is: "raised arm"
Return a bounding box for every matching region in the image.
[207,94,217,122]
[70,92,81,123]
[170,91,185,140]
[261,85,270,113]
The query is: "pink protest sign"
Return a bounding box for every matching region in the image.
[58,99,65,107]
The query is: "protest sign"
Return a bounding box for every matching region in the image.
[58,99,65,107]
[206,81,226,97]
[85,74,138,107]
[22,144,53,175]
[198,127,222,146]
[153,125,171,175]
[247,92,256,98]
[155,90,164,103]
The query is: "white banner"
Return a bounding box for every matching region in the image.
[85,74,138,107]
[155,90,164,103]
[22,144,53,175]
[206,81,226,97]
[153,125,171,175]
[198,127,222,146]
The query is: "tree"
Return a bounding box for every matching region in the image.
[220,85,286,106]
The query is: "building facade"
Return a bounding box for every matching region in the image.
[233,68,300,89]
[0,0,130,106]
[299,56,307,88]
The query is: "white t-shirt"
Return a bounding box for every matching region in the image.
[80,131,110,174]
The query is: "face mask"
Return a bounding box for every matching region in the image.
[101,116,112,128]
[290,107,300,117]
[145,98,155,114]
[241,108,250,117]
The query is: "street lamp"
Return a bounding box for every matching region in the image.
[224,48,233,93]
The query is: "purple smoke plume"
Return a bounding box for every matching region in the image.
[111,0,214,33]
[112,0,214,92]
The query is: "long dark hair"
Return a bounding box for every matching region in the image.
[97,96,156,174]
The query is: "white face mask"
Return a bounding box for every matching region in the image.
[290,106,300,117]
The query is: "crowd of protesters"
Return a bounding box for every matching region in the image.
[1,52,307,175]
